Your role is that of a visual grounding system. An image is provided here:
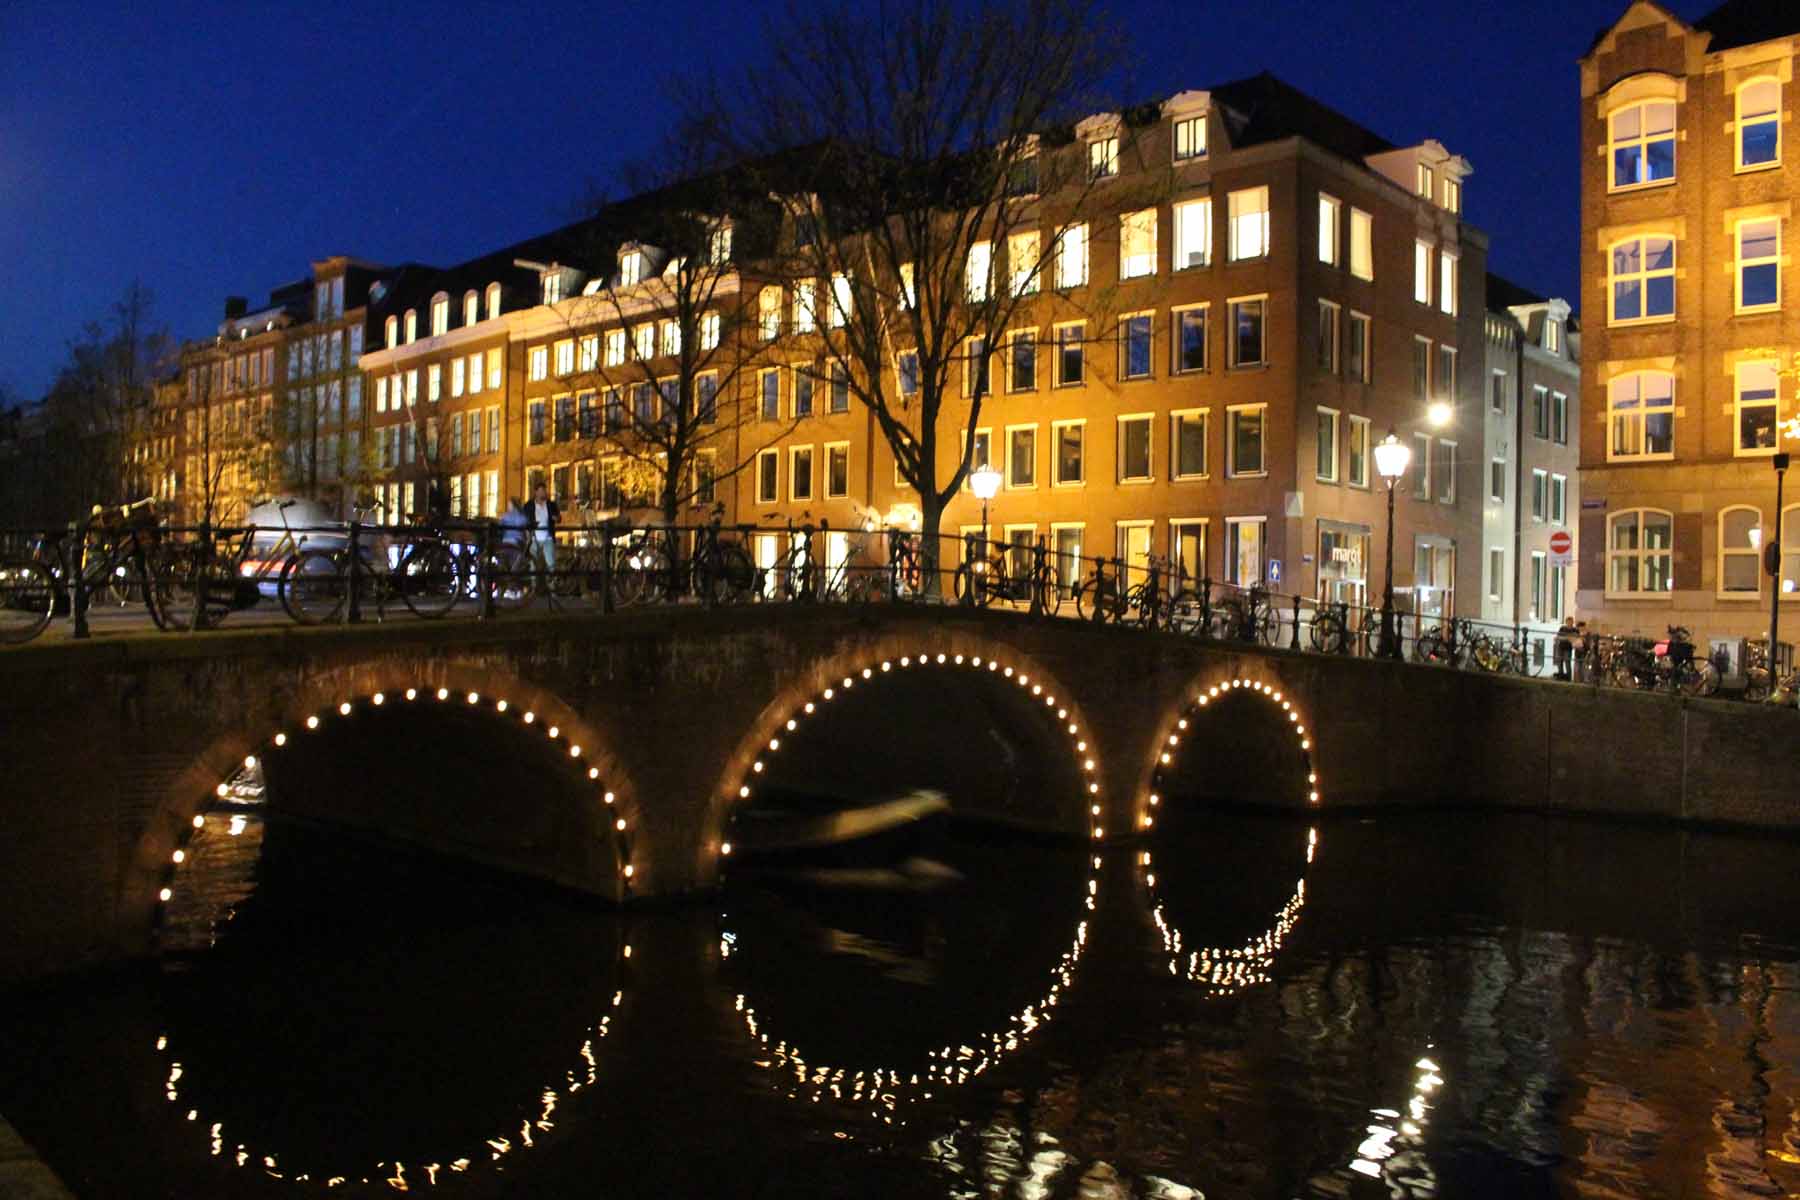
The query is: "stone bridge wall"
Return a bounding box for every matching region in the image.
[1,604,1795,984]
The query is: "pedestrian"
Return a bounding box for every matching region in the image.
[522,481,560,570]
[1554,615,1578,681]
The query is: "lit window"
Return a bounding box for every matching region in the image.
[1056,323,1084,385]
[1414,241,1431,304]
[1443,178,1461,213]
[966,242,992,302]
[897,350,920,397]
[1121,314,1152,379]
[1416,163,1433,198]
[427,363,441,403]
[1173,115,1206,160]
[579,335,599,374]
[1737,218,1780,311]
[1089,136,1118,179]
[1057,223,1088,288]
[1173,198,1211,269]
[1316,407,1339,482]
[1118,415,1151,482]
[1318,194,1340,265]
[759,286,782,341]
[403,309,417,343]
[1225,517,1263,585]
[1008,231,1040,296]
[1229,298,1265,368]
[898,262,916,309]
[1607,508,1674,595]
[542,273,563,305]
[1738,79,1781,169]
[1720,506,1763,595]
[430,294,449,337]
[700,312,720,351]
[1545,320,1561,355]
[1228,187,1270,261]
[708,222,733,264]
[529,346,548,382]
[829,272,852,327]
[660,320,681,358]
[1173,306,1207,373]
[605,330,625,367]
[1607,371,1675,460]
[1349,209,1373,280]
[1173,411,1207,480]
[1438,251,1457,315]
[1227,405,1265,476]
[1053,421,1084,485]
[1609,235,1676,322]
[633,324,654,361]
[1347,416,1369,487]
[554,339,574,376]
[619,250,644,286]
[463,291,478,326]
[1736,360,1781,455]
[1119,209,1157,279]
[1610,101,1677,189]
[1007,425,1037,488]
[793,278,817,332]
[485,283,501,320]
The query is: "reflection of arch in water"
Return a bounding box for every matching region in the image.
[721,649,1106,856]
[1137,675,1318,997]
[149,942,630,1189]
[148,683,638,927]
[723,854,1098,1121]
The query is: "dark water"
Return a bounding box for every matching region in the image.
[6,804,1800,1199]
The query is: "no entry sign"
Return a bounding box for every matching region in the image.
[1549,529,1573,566]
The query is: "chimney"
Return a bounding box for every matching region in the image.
[223,296,248,320]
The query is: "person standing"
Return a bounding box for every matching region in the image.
[1554,616,1579,681]
[522,482,560,571]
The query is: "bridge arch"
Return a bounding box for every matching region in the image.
[136,663,643,936]
[1134,673,1321,830]
[702,631,1107,883]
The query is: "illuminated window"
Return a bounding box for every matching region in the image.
[1414,241,1431,304]
[1316,407,1339,482]
[1119,209,1156,279]
[542,273,563,305]
[1443,178,1460,213]
[1349,208,1373,280]
[1738,79,1781,168]
[604,329,625,367]
[1088,136,1118,179]
[1607,508,1674,595]
[403,309,417,343]
[528,346,547,382]
[828,272,852,328]
[1736,360,1780,455]
[1438,251,1457,315]
[759,286,782,341]
[898,262,916,309]
[1225,517,1264,585]
[1173,305,1207,373]
[1008,231,1040,296]
[1347,415,1369,487]
[1416,163,1433,198]
[1057,223,1088,288]
[427,363,441,403]
[430,293,449,337]
[793,278,817,333]
[619,250,645,286]
[554,339,574,377]
[1228,187,1269,261]
[700,312,720,351]
[1607,371,1675,461]
[660,320,681,358]
[1737,218,1780,311]
[485,283,502,320]
[1318,194,1340,265]
[463,290,479,327]
[1610,101,1676,189]
[1173,115,1206,160]
[1173,198,1210,269]
[578,335,598,374]
[1720,505,1762,595]
[633,324,654,361]
[1609,235,1676,323]
[966,242,992,302]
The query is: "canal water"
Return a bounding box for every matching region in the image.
[4,803,1800,1198]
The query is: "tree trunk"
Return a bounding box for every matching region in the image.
[918,488,947,597]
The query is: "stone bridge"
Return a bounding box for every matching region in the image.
[2,603,1794,984]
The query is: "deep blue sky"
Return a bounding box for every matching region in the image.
[1,0,1682,401]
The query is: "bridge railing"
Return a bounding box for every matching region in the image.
[0,511,1651,692]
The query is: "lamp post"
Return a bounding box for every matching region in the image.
[1766,450,1791,699]
[1373,431,1412,661]
[970,465,1002,562]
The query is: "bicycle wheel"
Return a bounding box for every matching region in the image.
[1745,666,1772,703]
[399,541,463,619]
[953,562,990,609]
[1074,577,1108,623]
[0,560,56,644]
[278,550,347,625]
[1415,632,1448,665]
[487,545,534,611]
[1309,612,1346,654]
[1254,609,1280,646]
[1469,635,1505,673]
[1034,571,1064,618]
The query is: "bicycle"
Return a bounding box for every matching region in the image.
[953,533,1012,609]
[1209,582,1279,645]
[277,504,464,624]
[691,506,761,605]
[1073,556,1127,624]
[763,514,818,603]
[1414,617,1474,667]
[1122,555,1174,630]
[32,499,183,632]
[885,529,924,601]
[1308,600,1351,653]
[1743,638,1799,703]
[820,524,882,604]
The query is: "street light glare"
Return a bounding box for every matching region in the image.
[1374,432,1411,480]
[969,465,1002,501]
[1427,401,1453,427]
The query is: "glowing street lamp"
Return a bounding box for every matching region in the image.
[970,465,1002,560]
[1426,400,1453,428]
[1373,431,1412,661]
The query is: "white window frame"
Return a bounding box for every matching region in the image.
[1736,217,1781,314]
[1173,115,1206,161]
[1051,419,1085,487]
[1550,474,1567,525]
[1056,223,1088,289]
[755,448,780,505]
[1734,358,1782,458]
[1607,371,1676,462]
[1172,304,1208,374]
[1119,312,1154,381]
[1347,415,1370,488]
[788,445,814,503]
[1054,321,1085,386]
[1530,468,1548,522]
[1007,328,1038,394]
[1227,186,1270,261]
[1413,241,1432,305]
[1719,504,1764,598]
[1737,78,1782,171]
[1608,100,1677,191]
[1005,423,1038,490]
[1316,299,1339,374]
[1315,406,1340,483]
[1490,458,1506,504]
[1349,208,1373,281]
[1318,193,1341,266]
[1608,234,1677,325]
[1173,198,1211,270]
[1088,136,1118,179]
[1606,507,1675,598]
[1008,230,1041,297]
[485,283,502,322]
[1228,295,1267,368]
[1119,209,1157,279]
[1116,412,1153,484]
[1488,548,1506,604]
[1224,516,1266,586]
[1171,409,1208,481]
[1436,439,1456,504]
[1225,403,1267,478]
[1438,250,1457,315]
[966,242,992,302]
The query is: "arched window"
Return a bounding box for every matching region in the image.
[429,292,449,337]
[1607,508,1675,596]
[1607,371,1675,460]
[1737,78,1781,169]
[384,315,398,350]
[1609,235,1676,323]
[463,290,478,327]
[1719,505,1763,596]
[402,309,417,344]
[485,282,502,321]
[1609,100,1676,189]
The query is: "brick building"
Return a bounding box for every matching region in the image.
[1579,0,1800,665]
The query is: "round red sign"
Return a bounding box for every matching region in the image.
[1549,530,1572,555]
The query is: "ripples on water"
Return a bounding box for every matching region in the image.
[3,807,1800,1199]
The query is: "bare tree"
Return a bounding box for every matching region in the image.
[683,0,1152,584]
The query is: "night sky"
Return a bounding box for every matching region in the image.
[1,0,1678,402]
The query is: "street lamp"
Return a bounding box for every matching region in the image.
[1766,450,1791,700]
[1373,431,1412,661]
[970,465,1002,561]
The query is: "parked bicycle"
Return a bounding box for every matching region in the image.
[1209,581,1280,644]
[278,504,464,624]
[1743,637,1799,703]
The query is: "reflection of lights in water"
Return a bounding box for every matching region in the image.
[929,1124,1203,1200]
[722,651,1101,1118]
[152,979,627,1188]
[1346,1051,1442,1195]
[1139,676,1318,996]
[726,858,1095,1121]
[146,686,636,1186]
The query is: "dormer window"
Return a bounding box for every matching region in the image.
[707,222,733,265]
[1545,319,1561,355]
[430,293,449,337]
[1173,115,1206,161]
[1088,136,1119,179]
[463,290,479,326]
[619,250,645,287]
[1443,178,1461,214]
[542,273,564,305]
[485,282,502,321]
[384,315,398,349]
[1416,164,1433,198]
[403,309,417,344]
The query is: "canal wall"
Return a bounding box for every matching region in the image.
[0,604,1797,986]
